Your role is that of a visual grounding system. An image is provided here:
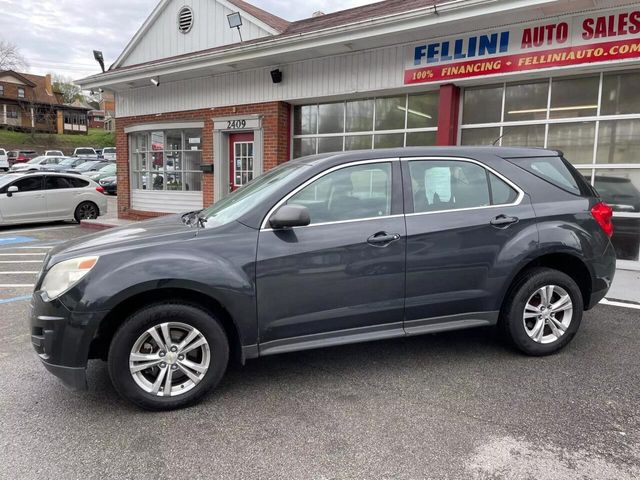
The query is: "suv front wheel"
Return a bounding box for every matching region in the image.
[108,303,229,410]
[501,267,584,356]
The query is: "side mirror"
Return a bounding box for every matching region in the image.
[269,204,310,229]
[7,185,18,197]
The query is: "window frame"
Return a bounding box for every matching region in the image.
[17,87,25,99]
[262,158,403,230]
[4,175,44,194]
[401,157,524,216]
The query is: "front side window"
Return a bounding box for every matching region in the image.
[408,160,518,213]
[288,162,392,224]
[12,176,42,193]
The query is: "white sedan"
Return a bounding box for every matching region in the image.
[0,172,108,225]
[10,155,67,172]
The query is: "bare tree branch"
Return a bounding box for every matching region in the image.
[0,39,29,71]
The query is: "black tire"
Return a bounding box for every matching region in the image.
[500,267,583,356]
[74,201,99,222]
[108,303,229,411]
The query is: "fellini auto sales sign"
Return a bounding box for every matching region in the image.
[405,7,640,85]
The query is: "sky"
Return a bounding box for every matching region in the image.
[0,0,378,81]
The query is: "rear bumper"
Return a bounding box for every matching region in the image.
[586,241,617,310]
[29,292,107,391]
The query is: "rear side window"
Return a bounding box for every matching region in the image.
[67,177,90,188]
[516,156,581,194]
[408,160,519,213]
[45,176,75,189]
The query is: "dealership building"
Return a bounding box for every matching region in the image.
[78,0,640,270]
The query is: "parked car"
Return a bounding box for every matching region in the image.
[45,150,64,157]
[95,148,103,158]
[8,150,37,167]
[30,147,615,410]
[0,172,107,225]
[0,148,8,171]
[10,155,66,172]
[41,157,90,172]
[102,147,116,161]
[67,160,111,175]
[88,163,117,182]
[72,147,98,159]
[99,175,117,195]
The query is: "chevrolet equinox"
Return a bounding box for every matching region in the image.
[30,147,616,410]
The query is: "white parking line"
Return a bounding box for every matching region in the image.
[0,253,46,256]
[0,225,76,234]
[0,284,34,288]
[600,298,640,310]
[0,272,39,275]
[16,246,54,249]
[0,261,42,264]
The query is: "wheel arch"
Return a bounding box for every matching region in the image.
[501,252,593,311]
[89,287,244,366]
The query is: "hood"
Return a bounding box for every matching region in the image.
[47,214,197,265]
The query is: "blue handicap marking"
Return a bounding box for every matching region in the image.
[0,236,36,246]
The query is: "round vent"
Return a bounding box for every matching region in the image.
[178,6,194,34]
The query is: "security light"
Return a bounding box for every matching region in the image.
[93,50,105,73]
[227,12,243,41]
[270,69,283,84]
[150,76,160,87]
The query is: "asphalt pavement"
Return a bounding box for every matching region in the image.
[0,224,638,479]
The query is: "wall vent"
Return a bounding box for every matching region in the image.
[178,6,194,34]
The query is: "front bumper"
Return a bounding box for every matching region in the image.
[29,291,107,391]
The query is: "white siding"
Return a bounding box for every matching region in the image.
[122,0,273,68]
[131,190,203,212]
[117,44,408,116]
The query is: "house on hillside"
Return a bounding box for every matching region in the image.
[0,70,90,135]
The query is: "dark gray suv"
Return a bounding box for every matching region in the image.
[30,147,616,410]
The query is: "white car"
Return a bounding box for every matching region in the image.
[0,148,8,171]
[0,172,108,225]
[10,155,66,172]
[73,147,98,159]
[102,147,116,161]
[45,150,64,157]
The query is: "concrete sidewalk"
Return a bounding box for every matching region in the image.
[81,195,136,230]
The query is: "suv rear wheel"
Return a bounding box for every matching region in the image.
[108,303,229,410]
[501,267,583,356]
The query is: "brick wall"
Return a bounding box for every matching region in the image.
[115,101,291,220]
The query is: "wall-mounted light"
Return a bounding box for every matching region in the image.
[270,69,283,84]
[150,76,160,87]
[93,50,105,73]
[227,12,243,42]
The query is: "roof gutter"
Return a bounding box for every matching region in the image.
[77,0,555,89]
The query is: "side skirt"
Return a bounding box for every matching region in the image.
[257,312,499,358]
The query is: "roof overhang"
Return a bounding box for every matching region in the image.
[76,0,594,91]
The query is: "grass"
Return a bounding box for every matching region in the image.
[0,128,115,155]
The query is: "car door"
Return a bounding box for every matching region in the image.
[256,159,406,354]
[0,175,45,223]
[401,156,539,334]
[44,175,85,219]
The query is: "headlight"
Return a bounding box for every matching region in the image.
[41,256,99,300]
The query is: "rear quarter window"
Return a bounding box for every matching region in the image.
[67,177,90,188]
[514,156,582,195]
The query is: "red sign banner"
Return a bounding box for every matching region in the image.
[405,38,640,84]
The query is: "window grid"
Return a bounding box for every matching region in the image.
[293,93,439,157]
[129,130,203,192]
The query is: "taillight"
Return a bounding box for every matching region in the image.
[96,186,105,194]
[591,202,613,238]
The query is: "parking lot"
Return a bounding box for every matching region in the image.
[0,224,638,479]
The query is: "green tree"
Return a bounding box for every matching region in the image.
[52,75,84,104]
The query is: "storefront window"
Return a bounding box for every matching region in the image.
[601,71,640,116]
[293,92,438,157]
[547,122,596,164]
[129,129,203,192]
[596,119,640,164]
[460,69,640,267]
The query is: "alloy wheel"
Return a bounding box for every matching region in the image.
[129,322,211,397]
[523,285,573,344]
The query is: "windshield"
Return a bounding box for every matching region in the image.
[76,148,94,155]
[58,158,76,166]
[98,164,116,173]
[200,163,309,227]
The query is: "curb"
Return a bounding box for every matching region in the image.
[79,220,118,230]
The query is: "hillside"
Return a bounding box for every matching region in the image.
[0,128,115,155]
